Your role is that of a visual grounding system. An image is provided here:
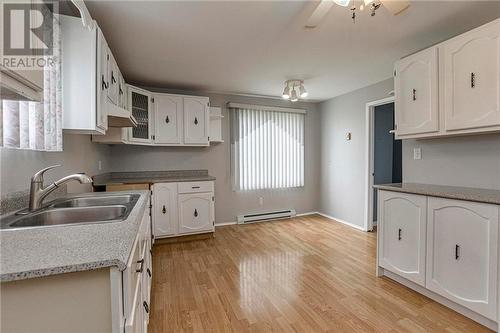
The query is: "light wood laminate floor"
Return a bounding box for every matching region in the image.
[149,214,492,332]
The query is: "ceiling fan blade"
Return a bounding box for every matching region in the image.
[381,0,410,15]
[305,0,335,29]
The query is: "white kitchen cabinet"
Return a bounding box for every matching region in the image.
[442,20,500,132]
[152,181,215,239]
[426,197,498,320]
[178,192,214,234]
[152,183,178,237]
[61,15,108,134]
[129,86,153,144]
[394,47,439,137]
[183,96,210,145]
[378,191,427,286]
[107,53,120,106]
[209,106,224,143]
[154,94,183,144]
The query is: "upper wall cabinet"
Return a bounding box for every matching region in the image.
[442,21,500,132]
[394,18,500,139]
[183,96,210,145]
[61,15,108,134]
[154,94,183,145]
[129,86,153,144]
[395,47,439,136]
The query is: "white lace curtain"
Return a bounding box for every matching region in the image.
[0,13,62,152]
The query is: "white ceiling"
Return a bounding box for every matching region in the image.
[85,1,500,101]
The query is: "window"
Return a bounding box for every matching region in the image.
[230,103,305,191]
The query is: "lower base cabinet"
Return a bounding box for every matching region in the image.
[377,190,500,325]
[426,197,498,320]
[153,181,215,238]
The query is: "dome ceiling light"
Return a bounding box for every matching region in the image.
[282,80,308,102]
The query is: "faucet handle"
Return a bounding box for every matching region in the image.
[32,165,61,183]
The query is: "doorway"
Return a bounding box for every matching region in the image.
[364,96,401,231]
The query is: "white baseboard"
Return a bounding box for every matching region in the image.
[215,221,237,227]
[296,211,319,217]
[316,212,367,231]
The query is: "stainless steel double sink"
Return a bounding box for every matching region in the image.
[1,194,140,230]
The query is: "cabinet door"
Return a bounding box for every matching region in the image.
[154,94,183,144]
[426,197,498,320]
[178,192,214,234]
[443,20,500,131]
[395,47,439,136]
[152,183,178,237]
[125,278,144,333]
[129,86,153,144]
[96,28,108,132]
[378,191,427,286]
[183,97,209,145]
[107,53,119,105]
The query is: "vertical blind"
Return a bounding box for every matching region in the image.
[231,105,305,191]
[0,11,62,151]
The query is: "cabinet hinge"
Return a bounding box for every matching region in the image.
[151,97,155,103]
[393,70,396,77]
[208,136,210,141]
[152,135,156,141]
[212,196,214,201]
[107,54,109,61]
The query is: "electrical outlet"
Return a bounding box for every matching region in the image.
[259,197,264,206]
[413,148,422,160]
[98,160,102,171]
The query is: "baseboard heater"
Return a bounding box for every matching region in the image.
[237,209,296,224]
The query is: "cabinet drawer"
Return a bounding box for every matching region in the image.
[178,181,214,194]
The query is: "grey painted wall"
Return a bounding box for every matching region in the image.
[109,91,321,224]
[0,134,110,195]
[319,78,394,228]
[403,134,500,190]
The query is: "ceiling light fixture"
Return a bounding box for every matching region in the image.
[334,0,351,7]
[282,80,308,102]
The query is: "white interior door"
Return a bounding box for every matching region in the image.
[178,192,213,234]
[426,197,498,320]
[154,94,183,144]
[152,183,178,237]
[183,97,209,145]
[395,47,439,136]
[378,191,427,286]
[443,20,500,131]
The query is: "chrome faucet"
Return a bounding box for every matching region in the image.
[29,165,93,211]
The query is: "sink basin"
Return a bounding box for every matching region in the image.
[1,193,141,230]
[5,206,128,229]
[51,194,139,208]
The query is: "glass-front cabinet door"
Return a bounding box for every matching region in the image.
[128,85,153,144]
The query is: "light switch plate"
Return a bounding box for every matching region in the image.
[413,148,422,160]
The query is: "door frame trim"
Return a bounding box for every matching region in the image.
[364,96,395,232]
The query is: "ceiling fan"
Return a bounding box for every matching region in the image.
[305,0,410,28]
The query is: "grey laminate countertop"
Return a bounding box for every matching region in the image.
[374,183,500,205]
[0,190,150,282]
[93,170,216,186]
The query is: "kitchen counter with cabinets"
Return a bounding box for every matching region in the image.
[374,183,500,205]
[375,183,500,331]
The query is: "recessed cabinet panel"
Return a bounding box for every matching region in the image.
[154,94,183,144]
[152,183,178,237]
[378,191,427,286]
[184,97,209,145]
[395,47,439,136]
[426,197,498,320]
[178,192,213,234]
[443,21,500,131]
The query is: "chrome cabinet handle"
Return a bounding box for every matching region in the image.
[194,209,198,217]
[471,72,475,88]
